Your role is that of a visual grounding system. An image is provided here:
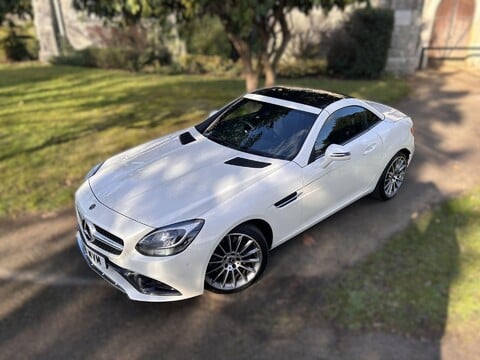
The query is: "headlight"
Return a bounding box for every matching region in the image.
[84,162,104,180]
[136,219,204,257]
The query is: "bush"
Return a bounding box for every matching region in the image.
[327,8,394,78]
[2,27,38,61]
[180,15,233,59]
[174,54,241,76]
[88,47,146,71]
[277,59,327,78]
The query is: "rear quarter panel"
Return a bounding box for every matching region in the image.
[373,116,414,168]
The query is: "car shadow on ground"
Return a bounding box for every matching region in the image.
[0,68,477,359]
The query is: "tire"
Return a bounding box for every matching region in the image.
[372,152,408,201]
[205,224,268,294]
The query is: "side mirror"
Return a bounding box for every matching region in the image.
[322,144,351,168]
[209,109,219,118]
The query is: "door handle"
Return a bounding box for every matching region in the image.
[363,143,377,155]
[330,151,351,158]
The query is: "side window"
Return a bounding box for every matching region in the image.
[313,106,369,158]
[365,109,381,128]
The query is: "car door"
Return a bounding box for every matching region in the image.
[302,106,383,227]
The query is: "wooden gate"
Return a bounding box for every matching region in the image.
[428,0,475,64]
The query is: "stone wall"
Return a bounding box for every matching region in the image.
[32,0,59,62]
[59,0,100,50]
[376,0,425,75]
[33,0,99,62]
[32,0,184,63]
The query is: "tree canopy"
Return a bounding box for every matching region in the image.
[73,0,181,26]
[0,0,32,25]
[73,0,365,91]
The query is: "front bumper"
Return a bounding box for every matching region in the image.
[78,232,201,301]
[75,181,215,302]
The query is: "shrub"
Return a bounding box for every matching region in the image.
[277,59,327,78]
[174,54,241,76]
[180,15,233,59]
[327,8,394,78]
[2,27,38,61]
[89,47,145,71]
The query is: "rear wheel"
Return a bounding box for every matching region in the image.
[373,152,408,200]
[205,224,268,294]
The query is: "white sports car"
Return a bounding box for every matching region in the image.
[75,87,414,302]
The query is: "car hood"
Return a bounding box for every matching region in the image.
[89,129,287,228]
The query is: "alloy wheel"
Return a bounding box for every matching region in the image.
[205,233,263,291]
[384,155,407,198]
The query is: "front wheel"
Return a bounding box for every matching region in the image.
[373,152,408,200]
[205,224,268,294]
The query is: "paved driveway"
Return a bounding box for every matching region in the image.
[1,67,479,359]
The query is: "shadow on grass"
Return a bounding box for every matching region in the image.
[321,199,465,337]
[0,74,242,162]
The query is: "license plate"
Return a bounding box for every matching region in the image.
[85,246,107,271]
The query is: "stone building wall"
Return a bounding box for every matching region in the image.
[59,0,100,50]
[32,0,59,61]
[32,0,184,63]
[33,0,102,62]
[375,0,425,75]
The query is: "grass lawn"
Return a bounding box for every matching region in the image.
[0,63,409,217]
[322,190,480,337]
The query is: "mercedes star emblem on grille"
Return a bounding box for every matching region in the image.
[82,220,94,242]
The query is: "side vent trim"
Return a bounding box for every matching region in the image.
[274,192,300,208]
[179,132,196,145]
[225,157,271,168]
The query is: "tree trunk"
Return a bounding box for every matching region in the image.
[245,71,259,92]
[264,59,276,87]
[227,32,260,92]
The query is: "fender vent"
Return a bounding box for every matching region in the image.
[225,157,271,168]
[275,192,299,208]
[179,132,196,145]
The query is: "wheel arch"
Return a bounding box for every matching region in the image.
[202,217,274,281]
[234,219,273,250]
[399,148,411,160]
[371,148,411,195]
[204,218,272,293]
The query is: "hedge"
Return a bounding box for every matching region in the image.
[327,8,394,78]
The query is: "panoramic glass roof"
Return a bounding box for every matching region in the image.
[253,86,346,109]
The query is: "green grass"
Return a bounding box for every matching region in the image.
[0,63,409,216]
[322,190,480,337]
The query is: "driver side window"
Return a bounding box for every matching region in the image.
[312,106,371,159]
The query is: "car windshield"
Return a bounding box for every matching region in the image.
[201,98,317,160]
